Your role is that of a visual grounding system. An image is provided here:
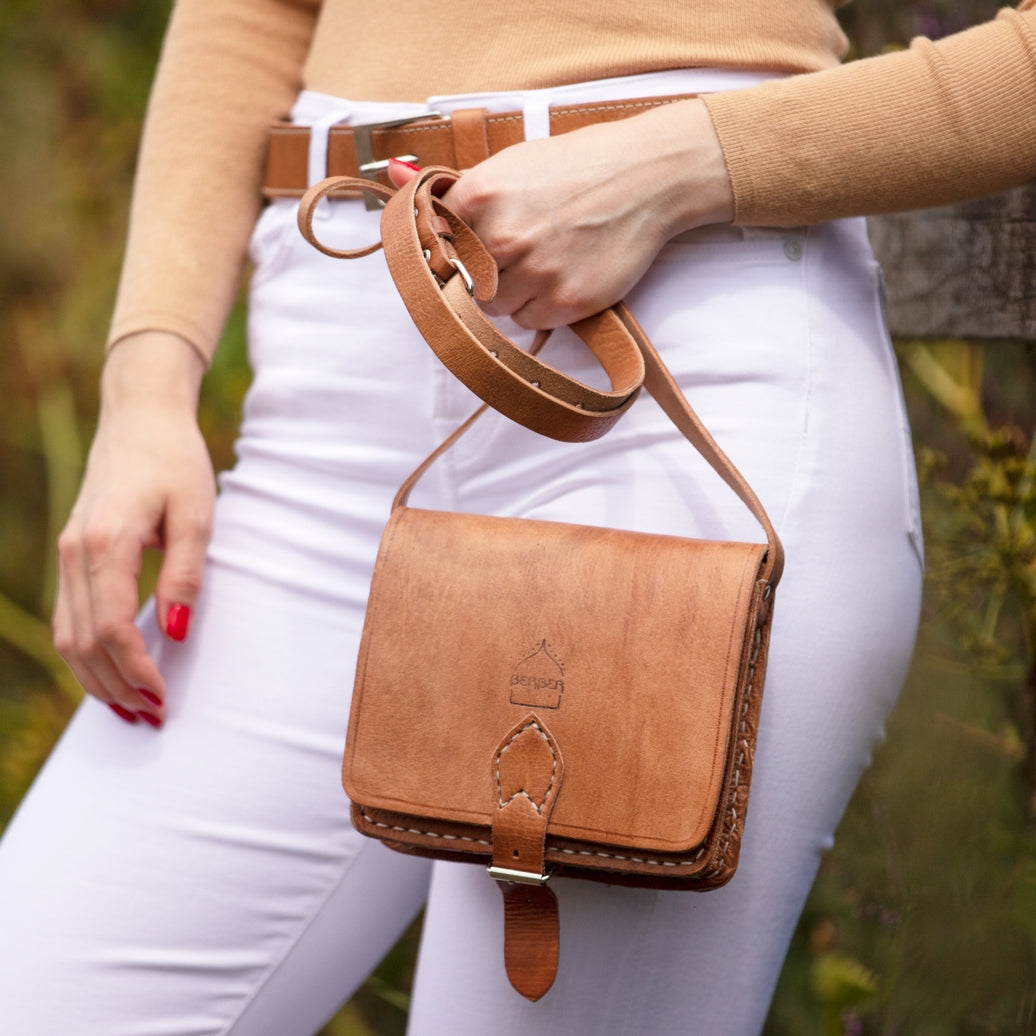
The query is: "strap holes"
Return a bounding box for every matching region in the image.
[531,380,540,388]
[513,849,520,858]
[422,248,431,261]
[490,349,498,357]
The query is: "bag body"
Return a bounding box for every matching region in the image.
[345,507,774,891]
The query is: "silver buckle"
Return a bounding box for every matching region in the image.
[487,865,552,886]
[447,257,475,296]
[353,111,444,209]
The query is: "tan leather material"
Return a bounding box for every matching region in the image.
[295,177,394,259]
[450,107,492,170]
[493,796,553,878]
[299,169,649,445]
[299,165,784,997]
[298,167,783,582]
[491,715,564,877]
[346,508,769,872]
[494,717,563,822]
[264,94,697,197]
[378,169,647,444]
[499,882,559,1002]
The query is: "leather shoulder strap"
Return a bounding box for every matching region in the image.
[298,169,784,587]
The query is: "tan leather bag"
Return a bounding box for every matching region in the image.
[298,169,784,1001]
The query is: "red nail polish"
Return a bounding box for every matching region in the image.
[137,711,163,729]
[166,604,191,642]
[388,157,420,172]
[138,688,162,708]
[109,703,138,724]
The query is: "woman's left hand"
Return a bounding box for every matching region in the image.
[389,98,733,329]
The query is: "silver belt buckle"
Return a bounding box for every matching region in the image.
[352,111,444,209]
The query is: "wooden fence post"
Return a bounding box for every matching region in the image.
[867,184,1036,342]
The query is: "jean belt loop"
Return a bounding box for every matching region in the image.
[521,89,553,142]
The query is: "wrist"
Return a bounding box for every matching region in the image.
[634,99,735,235]
[100,331,206,413]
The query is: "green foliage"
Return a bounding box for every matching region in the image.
[0,0,175,826]
[766,345,1036,1036]
[812,946,880,1036]
[0,4,1033,1035]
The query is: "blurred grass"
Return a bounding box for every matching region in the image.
[0,3,1033,1034]
[765,342,1036,1036]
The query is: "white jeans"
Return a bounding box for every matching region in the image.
[0,71,924,1035]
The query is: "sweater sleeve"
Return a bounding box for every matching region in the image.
[703,1,1036,227]
[106,0,320,363]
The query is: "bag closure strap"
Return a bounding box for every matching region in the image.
[486,715,564,1000]
[297,166,784,586]
[489,714,565,884]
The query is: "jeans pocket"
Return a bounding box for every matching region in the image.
[248,199,301,290]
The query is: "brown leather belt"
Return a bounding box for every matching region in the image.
[262,93,697,199]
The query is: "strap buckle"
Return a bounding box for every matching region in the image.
[353,111,444,209]
[487,865,552,886]
[446,257,475,295]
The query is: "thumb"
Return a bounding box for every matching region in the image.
[386,157,421,188]
[154,502,211,643]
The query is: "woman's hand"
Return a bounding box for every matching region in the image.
[53,331,215,727]
[389,98,733,329]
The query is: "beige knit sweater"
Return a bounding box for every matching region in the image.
[109,0,1036,362]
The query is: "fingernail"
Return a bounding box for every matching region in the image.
[166,604,191,642]
[136,711,163,729]
[109,703,138,724]
[137,688,162,708]
[388,157,420,172]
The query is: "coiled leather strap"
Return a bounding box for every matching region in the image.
[297,167,784,585]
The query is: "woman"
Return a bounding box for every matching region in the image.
[1,2,1033,1033]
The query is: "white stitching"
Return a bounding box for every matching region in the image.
[543,98,681,119]
[359,811,492,847]
[359,805,707,866]
[494,718,558,813]
[555,844,706,866]
[703,609,766,877]
[361,604,769,875]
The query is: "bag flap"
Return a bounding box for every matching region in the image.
[344,507,766,853]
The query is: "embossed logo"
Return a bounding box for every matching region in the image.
[510,639,564,709]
